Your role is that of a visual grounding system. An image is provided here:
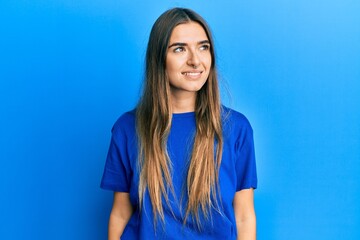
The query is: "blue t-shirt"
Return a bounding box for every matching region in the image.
[100,106,257,239]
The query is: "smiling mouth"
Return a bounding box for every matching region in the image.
[182,71,203,76]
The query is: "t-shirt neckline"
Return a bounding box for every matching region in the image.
[172,111,195,118]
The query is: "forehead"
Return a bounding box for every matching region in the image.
[169,22,209,43]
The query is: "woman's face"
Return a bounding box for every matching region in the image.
[166,22,212,98]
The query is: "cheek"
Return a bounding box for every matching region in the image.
[204,57,212,77]
[166,53,184,66]
[207,59,212,69]
[165,66,179,81]
[166,57,180,74]
[166,60,179,84]
[203,54,212,69]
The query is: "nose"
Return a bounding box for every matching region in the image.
[187,49,200,68]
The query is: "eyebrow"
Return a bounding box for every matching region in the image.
[168,40,210,48]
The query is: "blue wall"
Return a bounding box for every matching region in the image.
[1,1,359,239]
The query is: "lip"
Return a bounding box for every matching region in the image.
[181,70,203,78]
[181,70,203,74]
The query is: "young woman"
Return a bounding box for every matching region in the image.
[101,8,257,240]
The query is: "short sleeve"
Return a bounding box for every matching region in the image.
[100,125,132,192]
[235,125,258,191]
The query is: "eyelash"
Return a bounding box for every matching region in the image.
[174,47,185,53]
[200,44,210,51]
[173,44,210,53]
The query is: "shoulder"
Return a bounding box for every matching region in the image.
[111,109,136,136]
[221,105,253,133]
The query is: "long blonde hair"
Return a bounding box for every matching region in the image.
[136,8,223,228]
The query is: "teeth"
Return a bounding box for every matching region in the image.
[184,72,201,76]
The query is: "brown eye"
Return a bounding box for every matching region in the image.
[199,44,210,51]
[174,47,185,53]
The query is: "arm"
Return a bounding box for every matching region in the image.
[108,192,134,240]
[233,188,256,240]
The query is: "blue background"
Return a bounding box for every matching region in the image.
[1,0,359,239]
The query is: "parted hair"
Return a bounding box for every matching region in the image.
[136,7,223,229]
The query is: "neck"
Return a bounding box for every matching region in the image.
[170,91,197,113]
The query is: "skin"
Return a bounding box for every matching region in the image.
[108,192,133,240]
[108,21,256,240]
[166,22,211,113]
[234,188,256,240]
